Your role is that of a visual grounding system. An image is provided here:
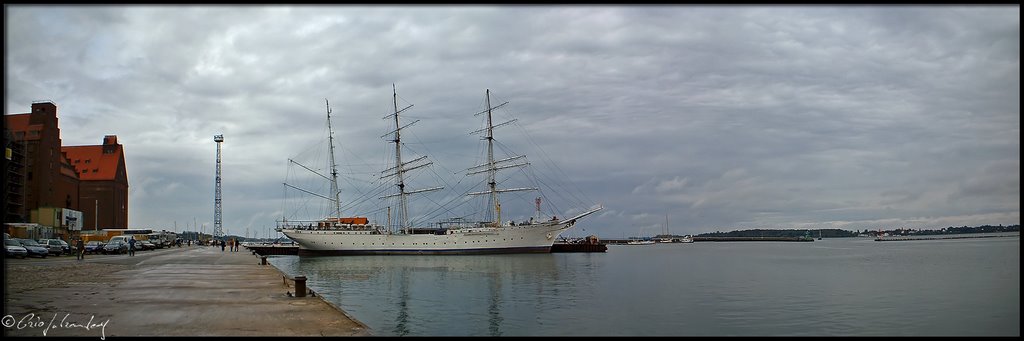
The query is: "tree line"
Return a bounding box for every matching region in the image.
[698,224,1020,238]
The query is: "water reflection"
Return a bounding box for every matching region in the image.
[392,266,410,336]
[280,253,562,336]
[488,271,503,336]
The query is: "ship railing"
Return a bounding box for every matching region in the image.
[277,220,379,231]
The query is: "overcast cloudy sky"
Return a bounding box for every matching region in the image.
[5,5,1019,238]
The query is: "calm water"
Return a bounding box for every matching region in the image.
[268,234,1019,336]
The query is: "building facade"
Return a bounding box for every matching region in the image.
[64,135,130,230]
[4,101,128,233]
[4,102,79,219]
[4,129,28,223]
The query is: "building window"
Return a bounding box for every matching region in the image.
[85,159,91,164]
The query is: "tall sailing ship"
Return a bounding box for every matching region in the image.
[277,87,602,255]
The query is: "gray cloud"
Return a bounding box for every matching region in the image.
[5,5,1018,237]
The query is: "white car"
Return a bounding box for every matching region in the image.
[5,239,28,258]
[38,239,66,256]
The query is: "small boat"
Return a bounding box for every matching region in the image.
[551,235,607,252]
[626,238,656,245]
[659,215,674,243]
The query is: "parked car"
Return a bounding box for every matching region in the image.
[139,241,157,251]
[107,236,133,247]
[17,239,49,258]
[103,241,128,254]
[38,239,65,256]
[84,241,105,254]
[5,239,28,258]
[58,239,73,255]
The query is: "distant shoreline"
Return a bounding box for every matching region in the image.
[874,232,1020,242]
[609,224,1021,241]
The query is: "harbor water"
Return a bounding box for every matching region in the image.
[267,234,1019,336]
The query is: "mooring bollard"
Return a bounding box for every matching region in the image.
[294,276,307,297]
[261,256,267,265]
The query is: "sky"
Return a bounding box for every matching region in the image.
[5,5,1019,239]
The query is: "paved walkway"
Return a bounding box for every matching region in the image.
[4,246,369,337]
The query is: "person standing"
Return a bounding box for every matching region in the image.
[76,238,85,260]
[128,237,136,256]
[221,239,226,252]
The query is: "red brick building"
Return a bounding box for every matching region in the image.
[63,136,130,230]
[4,102,79,220]
[4,101,128,230]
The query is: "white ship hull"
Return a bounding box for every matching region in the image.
[281,222,572,255]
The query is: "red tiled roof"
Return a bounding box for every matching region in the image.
[62,145,124,181]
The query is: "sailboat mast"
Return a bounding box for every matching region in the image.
[485,89,500,226]
[325,99,342,219]
[392,84,409,233]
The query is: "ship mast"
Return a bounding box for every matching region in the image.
[326,99,342,219]
[380,84,442,233]
[468,89,536,227]
[392,85,408,232]
[485,90,499,226]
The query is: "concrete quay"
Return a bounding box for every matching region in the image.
[3,245,369,337]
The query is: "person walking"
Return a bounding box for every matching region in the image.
[76,238,85,260]
[128,237,137,256]
[221,239,226,252]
